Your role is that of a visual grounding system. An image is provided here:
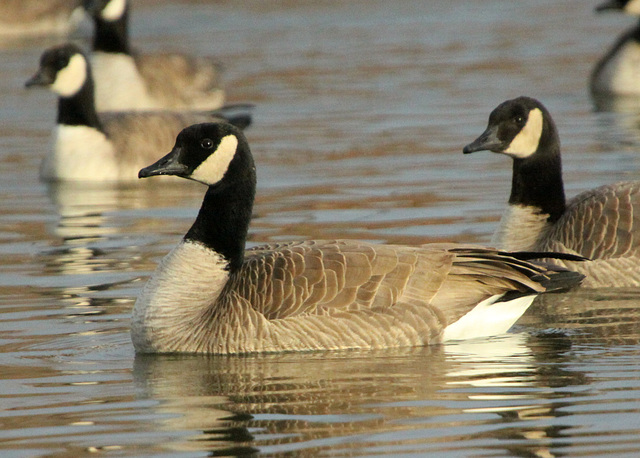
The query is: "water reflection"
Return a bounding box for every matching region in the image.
[28,181,204,326]
[39,180,201,276]
[525,288,640,346]
[132,332,604,456]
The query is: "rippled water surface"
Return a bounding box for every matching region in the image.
[3,0,640,456]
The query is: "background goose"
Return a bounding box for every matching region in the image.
[0,0,84,37]
[463,96,640,288]
[133,121,584,354]
[590,0,640,97]
[83,0,225,111]
[25,43,250,182]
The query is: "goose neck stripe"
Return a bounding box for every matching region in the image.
[51,54,87,98]
[505,108,543,159]
[191,135,239,185]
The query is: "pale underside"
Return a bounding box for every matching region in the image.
[132,239,562,354]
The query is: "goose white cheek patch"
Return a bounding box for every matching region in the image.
[102,0,127,21]
[504,108,543,159]
[626,0,640,14]
[51,54,87,97]
[190,135,239,185]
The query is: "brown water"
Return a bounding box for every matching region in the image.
[2,0,640,456]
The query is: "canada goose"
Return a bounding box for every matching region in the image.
[463,96,640,288]
[83,0,225,111]
[25,43,250,182]
[132,121,584,354]
[0,0,84,37]
[590,0,640,97]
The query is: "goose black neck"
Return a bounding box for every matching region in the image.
[92,8,131,54]
[185,148,256,273]
[633,19,640,42]
[509,133,565,222]
[57,77,103,130]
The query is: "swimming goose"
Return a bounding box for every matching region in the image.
[590,0,640,97]
[0,0,84,37]
[463,96,640,288]
[25,43,250,182]
[132,121,584,354]
[83,0,225,111]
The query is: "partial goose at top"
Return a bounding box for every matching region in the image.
[0,0,84,38]
[590,0,640,100]
[25,43,251,182]
[463,96,640,288]
[132,121,584,354]
[83,0,225,111]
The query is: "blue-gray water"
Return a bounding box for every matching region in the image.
[2,0,640,456]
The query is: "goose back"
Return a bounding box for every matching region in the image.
[135,53,225,111]
[0,0,82,36]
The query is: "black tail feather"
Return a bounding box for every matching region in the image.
[210,103,255,130]
[508,251,590,263]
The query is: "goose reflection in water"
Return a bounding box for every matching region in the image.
[131,328,600,457]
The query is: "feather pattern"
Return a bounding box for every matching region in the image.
[132,239,581,354]
[535,182,640,287]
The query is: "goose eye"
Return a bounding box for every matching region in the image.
[200,138,214,149]
[514,116,525,126]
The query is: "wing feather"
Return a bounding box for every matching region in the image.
[540,182,640,260]
[228,240,573,329]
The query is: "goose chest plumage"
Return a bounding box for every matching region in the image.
[25,43,250,182]
[464,96,640,288]
[590,0,640,97]
[132,122,584,354]
[84,0,225,111]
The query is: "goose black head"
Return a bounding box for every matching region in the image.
[139,122,254,188]
[595,0,640,14]
[25,43,89,98]
[463,96,557,161]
